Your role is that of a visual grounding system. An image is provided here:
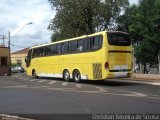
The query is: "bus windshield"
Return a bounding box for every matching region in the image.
[107,32,131,46]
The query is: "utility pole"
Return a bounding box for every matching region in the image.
[3,22,33,76]
[8,31,11,76]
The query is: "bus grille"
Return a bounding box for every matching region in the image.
[93,63,102,79]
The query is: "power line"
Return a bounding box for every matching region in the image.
[11,44,26,48]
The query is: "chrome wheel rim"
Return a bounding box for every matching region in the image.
[75,72,80,81]
[64,72,69,80]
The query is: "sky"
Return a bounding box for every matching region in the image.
[0,0,138,52]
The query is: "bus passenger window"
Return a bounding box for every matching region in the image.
[57,44,61,54]
[77,46,83,52]
[83,38,89,51]
[90,36,102,50]
[62,42,69,54]
[36,48,40,57]
[45,45,52,56]
[69,41,77,53]
[51,45,57,55]
[32,48,38,58]
[39,47,45,57]
[32,49,35,58]
[77,40,83,52]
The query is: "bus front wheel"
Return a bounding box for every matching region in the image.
[73,70,81,83]
[32,69,38,78]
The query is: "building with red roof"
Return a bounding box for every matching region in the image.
[11,48,29,70]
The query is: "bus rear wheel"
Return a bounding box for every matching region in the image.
[63,70,70,82]
[73,70,81,83]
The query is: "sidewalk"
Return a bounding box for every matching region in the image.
[112,74,160,86]
[131,73,160,82]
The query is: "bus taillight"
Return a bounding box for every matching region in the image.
[105,62,109,70]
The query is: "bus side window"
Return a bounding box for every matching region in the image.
[36,48,39,57]
[43,47,45,56]
[62,42,69,54]
[77,39,83,52]
[83,38,89,51]
[45,46,48,56]
[36,48,40,57]
[69,40,77,53]
[32,48,37,58]
[95,36,102,46]
[32,49,35,58]
[57,44,61,54]
[51,44,57,55]
[45,45,52,56]
[90,36,102,50]
[88,37,92,50]
[38,47,45,57]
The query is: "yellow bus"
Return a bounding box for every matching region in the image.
[25,31,132,82]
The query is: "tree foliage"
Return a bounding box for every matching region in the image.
[119,0,160,73]
[48,0,129,41]
[50,32,64,42]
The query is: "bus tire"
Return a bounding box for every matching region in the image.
[73,70,81,83]
[63,69,70,82]
[32,69,38,78]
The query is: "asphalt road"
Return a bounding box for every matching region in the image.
[0,73,160,120]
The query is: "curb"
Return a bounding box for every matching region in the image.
[107,78,160,86]
[131,74,160,82]
[119,74,160,86]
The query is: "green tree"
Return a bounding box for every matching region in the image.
[51,32,63,42]
[119,0,160,73]
[48,0,129,39]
